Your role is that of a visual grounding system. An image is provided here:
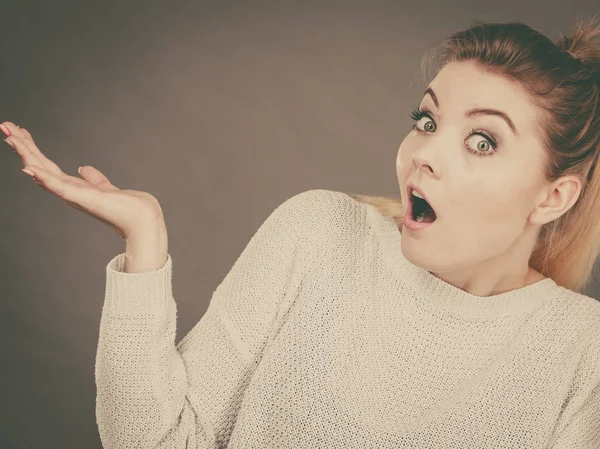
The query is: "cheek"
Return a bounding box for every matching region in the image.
[396,140,412,177]
[484,185,532,224]
[486,195,515,221]
[469,194,517,230]
[449,189,517,235]
[452,192,523,252]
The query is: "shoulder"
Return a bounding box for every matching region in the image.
[566,291,600,381]
[278,188,361,212]
[275,188,365,233]
[577,293,600,343]
[557,288,600,326]
[554,288,600,358]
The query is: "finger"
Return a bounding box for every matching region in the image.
[14,126,38,150]
[19,127,32,140]
[5,134,63,175]
[3,122,35,144]
[78,165,120,191]
[2,122,64,174]
[2,122,20,137]
[24,164,86,201]
[3,137,16,152]
[4,122,37,144]
[3,122,34,143]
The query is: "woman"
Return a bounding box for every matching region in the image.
[4,16,599,449]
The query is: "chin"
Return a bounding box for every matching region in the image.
[401,237,427,266]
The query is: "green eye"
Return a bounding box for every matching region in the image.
[409,107,498,158]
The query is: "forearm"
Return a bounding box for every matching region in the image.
[97,245,193,448]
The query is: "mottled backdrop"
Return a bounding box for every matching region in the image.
[1,0,597,447]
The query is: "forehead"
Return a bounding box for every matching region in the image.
[427,61,539,138]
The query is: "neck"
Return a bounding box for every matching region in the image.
[429,229,544,297]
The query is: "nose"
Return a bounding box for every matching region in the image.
[411,138,441,178]
[412,153,435,176]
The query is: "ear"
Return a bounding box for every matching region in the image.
[530,175,582,225]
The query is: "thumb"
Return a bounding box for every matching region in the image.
[78,165,119,191]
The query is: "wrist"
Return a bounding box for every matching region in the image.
[123,225,168,273]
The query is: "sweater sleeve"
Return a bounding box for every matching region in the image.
[547,381,600,448]
[547,336,600,449]
[94,190,319,449]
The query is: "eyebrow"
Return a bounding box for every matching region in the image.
[423,87,519,137]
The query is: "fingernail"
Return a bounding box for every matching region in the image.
[22,167,35,177]
[0,124,10,136]
[3,138,15,150]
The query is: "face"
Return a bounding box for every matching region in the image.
[396,60,550,275]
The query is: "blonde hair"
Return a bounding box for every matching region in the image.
[347,15,600,293]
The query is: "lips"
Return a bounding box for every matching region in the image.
[406,181,437,217]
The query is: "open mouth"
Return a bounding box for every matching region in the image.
[409,188,437,223]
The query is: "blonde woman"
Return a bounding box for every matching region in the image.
[4,15,600,449]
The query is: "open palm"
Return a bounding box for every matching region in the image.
[2,121,165,240]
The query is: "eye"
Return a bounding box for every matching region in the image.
[409,108,436,132]
[408,107,498,158]
[465,132,497,157]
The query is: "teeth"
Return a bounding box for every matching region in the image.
[412,189,425,199]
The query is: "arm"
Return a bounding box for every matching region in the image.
[546,336,600,449]
[122,207,169,274]
[547,380,599,448]
[94,190,319,448]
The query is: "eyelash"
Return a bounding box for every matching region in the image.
[408,107,498,158]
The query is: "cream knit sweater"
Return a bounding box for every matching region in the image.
[95,189,600,448]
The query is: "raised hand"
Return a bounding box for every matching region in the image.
[2,121,166,241]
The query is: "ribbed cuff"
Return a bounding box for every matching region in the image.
[104,252,173,315]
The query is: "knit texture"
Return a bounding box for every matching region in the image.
[95,189,600,448]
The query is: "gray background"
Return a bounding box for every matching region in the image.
[1,1,598,447]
